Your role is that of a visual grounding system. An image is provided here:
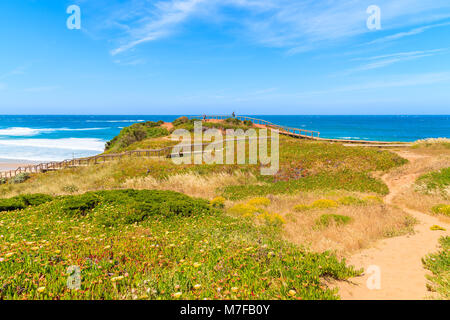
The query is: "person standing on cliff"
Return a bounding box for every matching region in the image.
[232,112,235,118]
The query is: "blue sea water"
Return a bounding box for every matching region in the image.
[0,115,448,162]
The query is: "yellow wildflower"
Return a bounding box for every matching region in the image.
[111,276,124,282]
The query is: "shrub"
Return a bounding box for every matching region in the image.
[62,184,79,194]
[338,196,366,206]
[257,211,286,227]
[311,199,339,209]
[210,196,226,209]
[316,214,353,228]
[0,178,6,185]
[0,193,53,212]
[422,236,450,299]
[60,193,101,216]
[105,121,169,152]
[432,204,450,216]
[224,118,242,125]
[9,173,30,184]
[0,197,26,212]
[430,225,447,231]
[172,116,189,126]
[416,167,450,197]
[58,189,212,223]
[363,195,383,203]
[20,194,53,206]
[247,197,271,207]
[228,203,260,218]
[293,204,311,212]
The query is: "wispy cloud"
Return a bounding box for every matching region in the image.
[111,0,208,55]
[98,0,450,55]
[365,21,450,45]
[0,65,27,80]
[346,49,447,73]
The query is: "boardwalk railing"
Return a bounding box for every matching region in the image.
[0,133,277,179]
[189,115,321,139]
[0,147,175,179]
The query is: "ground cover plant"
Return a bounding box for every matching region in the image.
[0,190,361,300]
[432,204,450,217]
[105,121,169,153]
[422,236,450,299]
[416,167,450,198]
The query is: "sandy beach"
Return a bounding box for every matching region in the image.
[0,159,40,172]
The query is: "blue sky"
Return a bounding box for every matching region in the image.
[0,0,449,115]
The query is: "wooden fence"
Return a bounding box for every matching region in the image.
[189,115,321,139]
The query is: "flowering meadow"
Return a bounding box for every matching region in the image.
[0,190,360,300]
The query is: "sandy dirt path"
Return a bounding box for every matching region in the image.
[338,151,449,300]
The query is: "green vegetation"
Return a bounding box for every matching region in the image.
[10,173,31,184]
[431,204,450,217]
[316,214,353,228]
[0,191,360,300]
[173,117,253,132]
[57,190,212,225]
[220,136,405,200]
[422,236,450,299]
[247,197,271,207]
[416,167,450,197]
[0,193,53,212]
[310,199,339,209]
[338,196,366,206]
[223,171,390,200]
[105,121,169,153]
[412,138,450,149]
[210,196,226,209]
[228,199,285,227]
[430,225,447,231]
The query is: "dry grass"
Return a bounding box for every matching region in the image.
[0,163,119,197]
[122,171,257,199]
[389,148,450,224]
[227,191,413,257]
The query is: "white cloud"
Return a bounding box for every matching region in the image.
[365,21,450,45]
[0,65,27,80]
[96,0,450,55]
[346,49,447,73]
[111,0,208,55]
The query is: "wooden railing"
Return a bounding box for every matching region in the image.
[189,115,321,139]
[0,131,277,179]
[0,147,175,179]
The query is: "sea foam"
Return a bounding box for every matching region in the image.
[0,138,105,151]
[0,127,109,136]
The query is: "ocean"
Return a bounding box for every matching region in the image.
[0,115,448,162]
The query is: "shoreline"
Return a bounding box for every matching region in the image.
[0,159,40,172]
